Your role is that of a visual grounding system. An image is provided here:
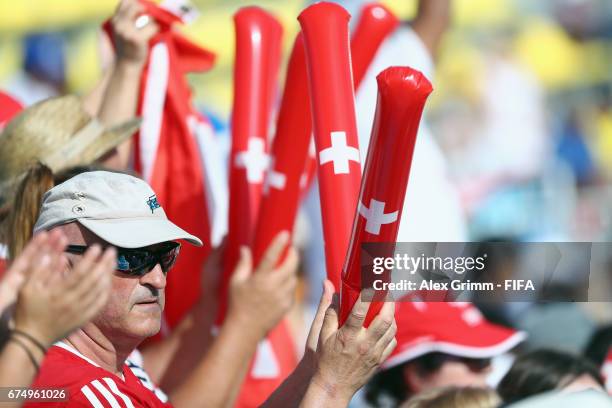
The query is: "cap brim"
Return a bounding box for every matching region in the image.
[382,327,526,370]
[78,217,203,249]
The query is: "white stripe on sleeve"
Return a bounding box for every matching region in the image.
[91,380,121,408]
[81,385,105,408]
[103,377,136,408]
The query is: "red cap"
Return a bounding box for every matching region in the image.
[382,300,525,370]
[0,91,23,128]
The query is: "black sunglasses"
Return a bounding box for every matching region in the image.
[65,242,181,276]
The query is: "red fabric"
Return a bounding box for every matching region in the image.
[350,3,399,89]
[104,0,217,328]
[26,346,171,407]
[220,6,283,313]
[382,300,524,370]
[252,34,309,266]
[0,91,23,128]
[221,8,296,407]
[340,67,432,326]
[298,2,398,203]
[299,2,362,291]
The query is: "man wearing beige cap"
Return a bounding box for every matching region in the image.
[25,171,397,408]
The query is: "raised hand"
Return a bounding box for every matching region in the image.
[227,231,299,340]
[110,0,159,68]
[13,230,115,347]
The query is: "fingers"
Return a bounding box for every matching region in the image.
[255,231,289,275]
[63,247,115,309]
[65,245,103,290]
[26,239,56,286]
[305,279,335,351]
[366,301,395,342]
[342,290,373,334]
[320,289,340,343]
[276,245,299,280]
[230,246,252,285]
[379,336,397,364]
[9,232,48,279]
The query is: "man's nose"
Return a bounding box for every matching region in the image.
[139,264,166,289]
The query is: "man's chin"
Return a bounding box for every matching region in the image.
[128,307,162,337]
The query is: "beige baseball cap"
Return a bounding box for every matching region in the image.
[33,171,203,248]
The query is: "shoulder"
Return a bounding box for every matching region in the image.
[29,345,172,408]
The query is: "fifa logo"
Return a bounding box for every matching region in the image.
[147,195,161,213]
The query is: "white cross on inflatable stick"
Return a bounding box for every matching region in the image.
[235,138,270,184]
[263,158,286,194]
[358,198,399,235]
[319,131,360,174]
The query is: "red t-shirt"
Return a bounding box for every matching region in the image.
[25,344,172,408]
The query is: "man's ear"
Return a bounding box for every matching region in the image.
[403,362,427,394]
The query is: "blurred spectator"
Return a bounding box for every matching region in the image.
[555,109,598,186]
[5,33,66,106]
[354,0,467,242]
[402,386,501,408]
[584,324,612,368]
[0,96,139,258]
[497,349,604,404]
[364,301,524,406]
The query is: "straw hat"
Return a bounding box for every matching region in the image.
[0,95,141,199]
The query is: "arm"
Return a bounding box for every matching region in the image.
[90,0,158,170]
[140,292,217,389]
[411,0,451,56]
[264,284,397,408]
[160,232,298,408]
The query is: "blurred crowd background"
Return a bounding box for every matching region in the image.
[2,0,612,359]
[2,0,610,241]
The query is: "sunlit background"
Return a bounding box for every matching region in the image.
[3,0,612,368]
[2,0,610,244]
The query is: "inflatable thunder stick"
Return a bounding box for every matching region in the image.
[351,2,399,89]
[252,35,312,265]
[299,2,362,291]
[221,6,282,312]
[298,2,398,211]
[340,67,433,326]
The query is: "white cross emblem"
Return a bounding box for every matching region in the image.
[318,131,360,174]
[358,198,398,235]
[263,158,286,194]
[235,138,270,184]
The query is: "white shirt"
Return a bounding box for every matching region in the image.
[355,26,467,242]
